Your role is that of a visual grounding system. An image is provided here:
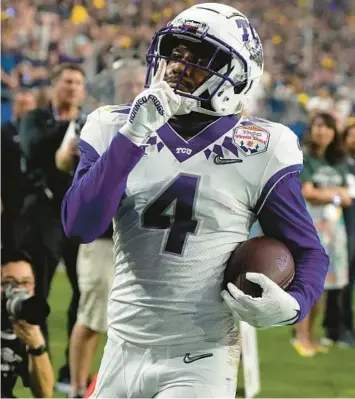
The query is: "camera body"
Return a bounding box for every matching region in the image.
[2,281,32,320]
[2,281,31,331]
[1,281,50,329]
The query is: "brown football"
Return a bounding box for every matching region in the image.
[223,236,295,297]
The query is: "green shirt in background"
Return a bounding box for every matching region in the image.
[300,152,347,189]
[300,151,348,290]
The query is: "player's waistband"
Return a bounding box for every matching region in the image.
[107,326,239,358]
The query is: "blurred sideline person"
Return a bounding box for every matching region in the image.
[113,60,146,104]
[62,61,145,398]
[293,113,351,356]
[1,250,54,398]
[62,4,328,397]
[342,124,355,343]
[19,63,86,392]
[1,90,37,250]
[56,129,113,397]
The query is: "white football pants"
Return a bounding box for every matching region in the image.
[90,330,241,398]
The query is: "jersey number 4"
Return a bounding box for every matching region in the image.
[142,174,200,256]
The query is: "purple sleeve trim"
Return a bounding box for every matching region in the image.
[61,133,145,243]
[254,164,303,215]
[258,173,329,323]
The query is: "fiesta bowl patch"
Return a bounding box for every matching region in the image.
[232,124,270,156]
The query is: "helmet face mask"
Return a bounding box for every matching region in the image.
[145,3,264,117]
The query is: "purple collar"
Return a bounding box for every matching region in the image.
[157,115,241,162]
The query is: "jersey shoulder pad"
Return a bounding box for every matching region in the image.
[79,104,131,155]
[243,116,288,141]
[243,116,302,164]
[270,121,303,167]
[244,117,303,212]
[244,115,275,129]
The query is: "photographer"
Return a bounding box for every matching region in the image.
[1,249,54,398]
[19,63,86,391]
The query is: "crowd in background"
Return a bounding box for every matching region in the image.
[1,0,355,397]
[2,0,355,134]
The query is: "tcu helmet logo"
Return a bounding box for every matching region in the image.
[235,19,263,68]
[176,147,192,155]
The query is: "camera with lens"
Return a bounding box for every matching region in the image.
[1,281,50,330]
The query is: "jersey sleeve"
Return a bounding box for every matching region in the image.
[61,105,145,243]
[258,172,329,322]
[79,105,129,155]
[253,126,303,215]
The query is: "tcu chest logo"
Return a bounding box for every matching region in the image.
[176,147,192,155]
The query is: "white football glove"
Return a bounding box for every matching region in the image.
[221,272,300,328]
[120,60,182,145]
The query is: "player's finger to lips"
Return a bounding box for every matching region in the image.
[159,59,167,80]
[151,66,160,84]
[153,59,167,83]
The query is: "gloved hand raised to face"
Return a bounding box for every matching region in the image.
[120,60,182,145]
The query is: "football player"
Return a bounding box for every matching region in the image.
[61,3,329,398]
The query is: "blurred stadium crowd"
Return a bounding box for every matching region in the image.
[1,0,355,398]
[2,0,355,133]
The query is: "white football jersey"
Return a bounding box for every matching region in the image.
[80,105,303,345]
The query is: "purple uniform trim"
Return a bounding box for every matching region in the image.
[254,164,303,214]
[61,133,145,243]
[258,172,329,323]
[157,115,240,162]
